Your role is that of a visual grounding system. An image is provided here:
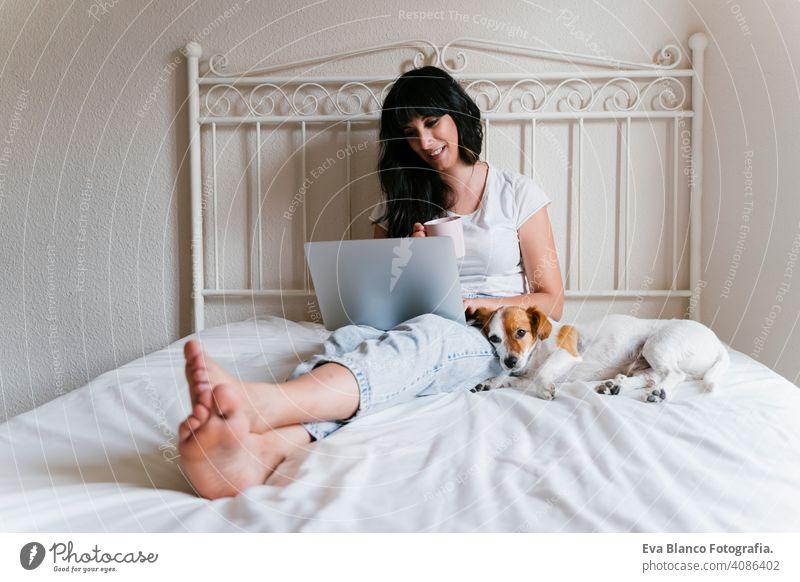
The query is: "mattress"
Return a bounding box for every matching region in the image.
[1,316,799,532]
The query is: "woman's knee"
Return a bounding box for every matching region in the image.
[328,324,382,352]
[394,314,489,352]
[394,313,459,339]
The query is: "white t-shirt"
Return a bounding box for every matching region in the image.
[369,163,552,297]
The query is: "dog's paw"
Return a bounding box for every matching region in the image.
[595,379,620,396]
[529,382,556,401]
[471,376,506,393]
[644,388,667,403]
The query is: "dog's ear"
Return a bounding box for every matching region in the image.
[527,306,553,340]
[467,307,495,330]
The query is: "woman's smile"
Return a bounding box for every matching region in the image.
[426,144,447,161]
[403,114,460,168]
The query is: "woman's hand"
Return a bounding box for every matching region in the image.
[463,296,495,316]
[411,223,426,237]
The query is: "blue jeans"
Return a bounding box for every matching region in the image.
[289,298,502,440]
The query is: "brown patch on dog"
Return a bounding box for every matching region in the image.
[468,307,496,331]
[556,325,579,357]
[526,306,553,340]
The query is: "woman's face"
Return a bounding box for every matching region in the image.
[402,114,461,171]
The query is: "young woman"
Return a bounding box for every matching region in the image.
[178,66,564,499]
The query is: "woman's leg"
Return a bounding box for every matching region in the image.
[300,313,503,439]
[184,343,361,430]
[180,324,389,498]
[179,314,501,498]
[183,323,384,432]
[184,314,498,431]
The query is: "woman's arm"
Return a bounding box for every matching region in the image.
[463,207,565,320]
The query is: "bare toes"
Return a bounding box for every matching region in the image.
[196,389,212,409]
[179,419,192,442]
[184,339,202,360]
[191,369,211,389]
[189,353,206,371]
[192,403,210,423]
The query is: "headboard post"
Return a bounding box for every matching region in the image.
[688,32,708,322]
[185,41,205,331]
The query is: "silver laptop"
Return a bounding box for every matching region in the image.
[304,237,466,331]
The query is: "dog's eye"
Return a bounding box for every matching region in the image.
[516,329,527,339]
[488,335,501,344]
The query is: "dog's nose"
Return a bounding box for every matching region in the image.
[504,356,518,368]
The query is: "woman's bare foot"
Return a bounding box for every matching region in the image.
[184,340,275,432]
[183,339,360,432]
[178,383,311,500]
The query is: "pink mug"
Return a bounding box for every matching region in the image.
[424,216,465,258]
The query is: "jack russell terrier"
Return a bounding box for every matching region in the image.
[467,306,729,402]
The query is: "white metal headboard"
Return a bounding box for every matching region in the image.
[184,34,708,331]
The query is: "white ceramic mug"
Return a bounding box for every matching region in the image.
[424,216,465,258]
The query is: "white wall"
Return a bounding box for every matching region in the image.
[1,0,795,423]
[695,0,800,384]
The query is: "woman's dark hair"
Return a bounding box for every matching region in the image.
[375,66,483,237]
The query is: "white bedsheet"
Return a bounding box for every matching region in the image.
[1,316,799,532]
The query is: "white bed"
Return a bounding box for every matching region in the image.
[1,316,799,532]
